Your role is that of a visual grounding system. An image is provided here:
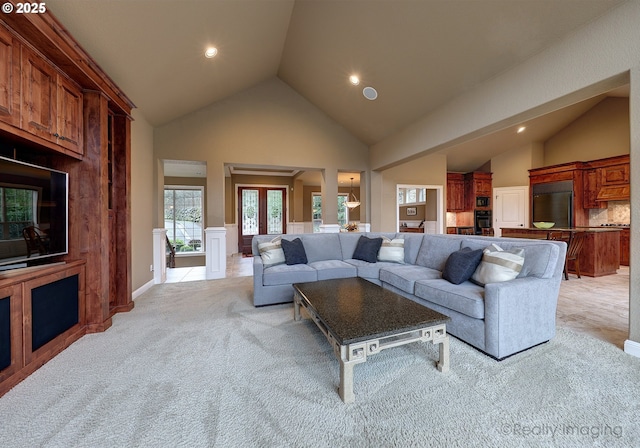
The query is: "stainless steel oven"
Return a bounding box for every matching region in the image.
[474,210,492,235]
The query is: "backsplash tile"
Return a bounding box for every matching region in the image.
[589,200,630,226]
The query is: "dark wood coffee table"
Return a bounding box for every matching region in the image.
[293,277,451,403]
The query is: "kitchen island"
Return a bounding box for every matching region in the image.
[501,227,620,277]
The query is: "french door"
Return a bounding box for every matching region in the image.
[238,187,286,255]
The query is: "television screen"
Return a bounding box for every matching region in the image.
[0,156,68,267]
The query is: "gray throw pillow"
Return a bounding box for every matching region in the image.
[352,236,383,263]
[281,238,308,265]
[442,247,484,285]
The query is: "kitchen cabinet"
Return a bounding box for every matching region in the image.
[583,169,606,209]
[620,228,630,266]
[0,23,21,127]
[446,173,466,212]
[21,46,83,155]
[601,163,629,185]
[465,172,492,210]
[501,227,620,277]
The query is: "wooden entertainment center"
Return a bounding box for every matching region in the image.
[0,5,134,396]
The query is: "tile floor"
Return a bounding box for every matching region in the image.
[164,255,631,349]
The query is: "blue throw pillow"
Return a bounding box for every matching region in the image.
[352,236,383,263]
[281,238,308,265]
[442,247,484,285]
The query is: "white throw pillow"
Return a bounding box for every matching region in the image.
[378,237,405,263]
[471,243,524,286]
[258,236,285,268]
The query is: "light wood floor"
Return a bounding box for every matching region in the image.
[166,255,631,349]
[556,266,629,349]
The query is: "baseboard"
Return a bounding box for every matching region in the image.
[133,279,155,300]
[624,339,640,358]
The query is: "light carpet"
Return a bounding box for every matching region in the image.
[0,276,638,447]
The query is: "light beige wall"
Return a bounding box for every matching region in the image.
[630,66,640,345]
[544,97,630,165]
[371,153,446,231]
[492,142,544,188]
[130,109,154,292]
[154,78,369,228]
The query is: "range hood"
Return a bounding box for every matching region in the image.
[596,185,630,201]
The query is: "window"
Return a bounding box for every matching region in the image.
[164,187,204,252]
[312,193,349,232]
[398,187,426,205]
[0,187,37,240]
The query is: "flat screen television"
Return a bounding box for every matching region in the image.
[0,156,68,268]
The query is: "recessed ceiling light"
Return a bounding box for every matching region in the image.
[205,47,218,58]
[517,126,526,133]
[349,75,360,85]
[363,86,378,100]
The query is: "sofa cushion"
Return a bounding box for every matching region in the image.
[471,243,525,286]
[352,236,383,263]
[257,236,285,268]
[462,238,558,279]
[309,260,357,280]
[442,247,484,285]
[344,259,398,280]
[396,233,426,264]
[299,234,342,263]
[262,263,317,286]
[282,238,308,265]
[380,264,441,294]
[339,232,396,260]
[415,235,463,270]
[414,279,485,319]
[378,237,405,263]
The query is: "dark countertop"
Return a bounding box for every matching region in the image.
[502,227,621,232]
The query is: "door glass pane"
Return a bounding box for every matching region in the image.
[267,190,283,234]
[242,189,259,235]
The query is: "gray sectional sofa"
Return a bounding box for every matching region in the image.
[252,232,567,360]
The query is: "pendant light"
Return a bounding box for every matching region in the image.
[345,177,360,209]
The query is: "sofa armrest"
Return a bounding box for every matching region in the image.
[484,275,562,358]
[253,256,264,292]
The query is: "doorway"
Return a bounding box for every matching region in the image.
[237,187,287,255]
[396,185,444,234]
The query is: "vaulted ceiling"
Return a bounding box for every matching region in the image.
[47,0,627,172]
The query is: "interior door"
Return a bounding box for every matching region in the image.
[493,186,529,237]
[238,187,286,255]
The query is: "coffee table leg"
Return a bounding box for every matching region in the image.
[293,292,301,321]
[436,335,450,373]
[339,357,355,404]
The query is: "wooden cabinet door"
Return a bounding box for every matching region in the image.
[477,179,492,196]
[56,75,83,154]
[583,168,606,209]
[446,175,465,211]
[601,164,629,186]
[21,47,57,142]
[0,25,21,128]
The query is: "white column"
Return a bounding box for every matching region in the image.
[205,227,227,279]
[152,228,167,284]
[359,223,371,233]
